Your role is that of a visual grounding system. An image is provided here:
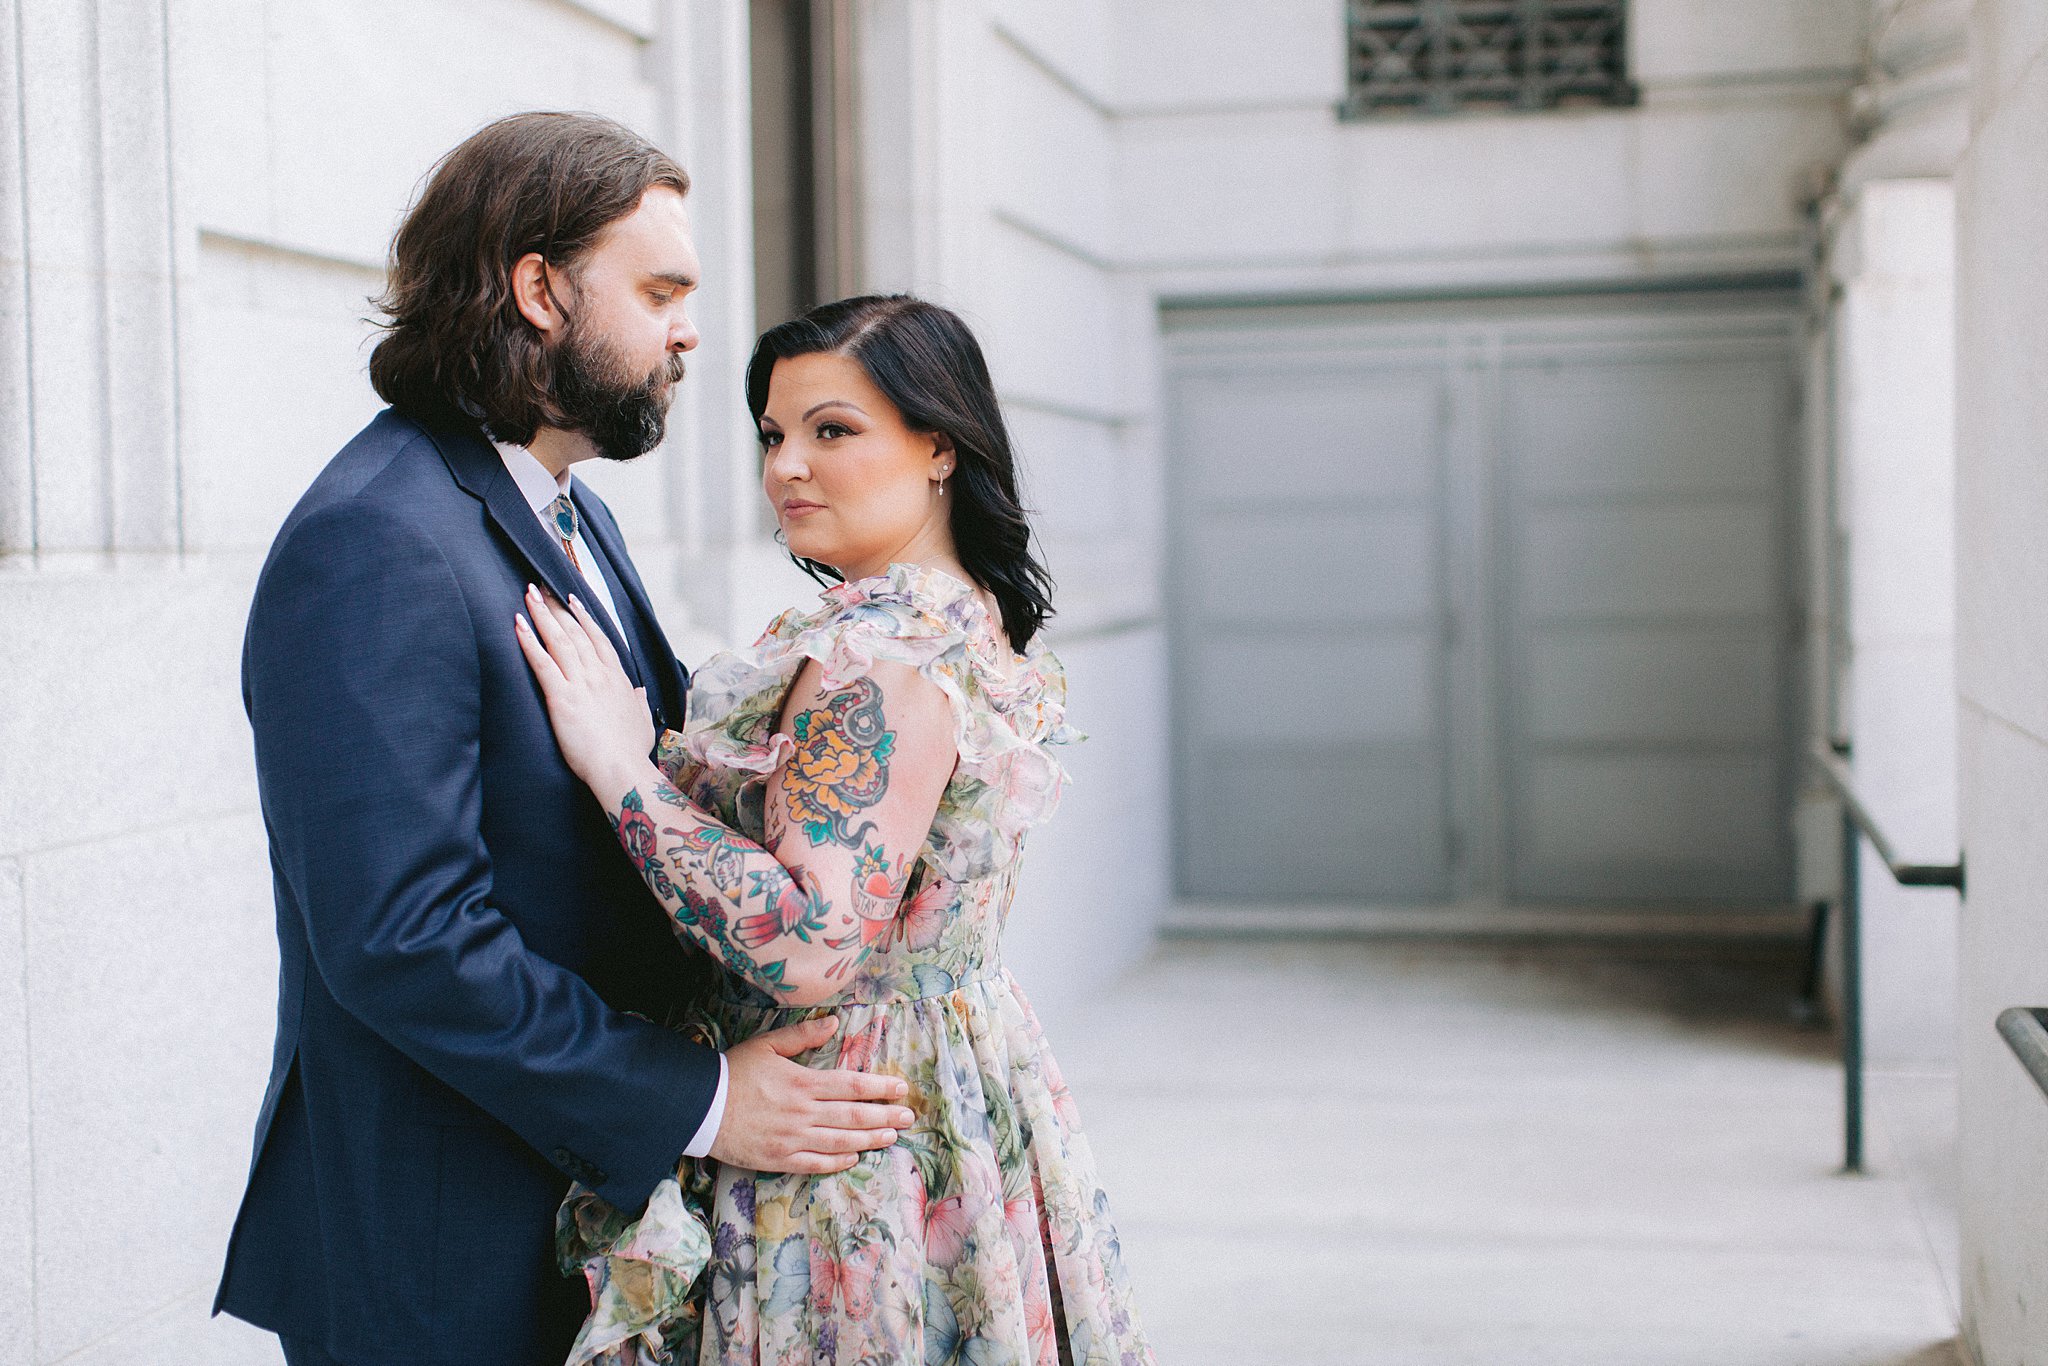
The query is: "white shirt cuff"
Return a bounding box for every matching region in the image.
[682,1052,730,1159]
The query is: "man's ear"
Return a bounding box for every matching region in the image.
[510,252,566,335]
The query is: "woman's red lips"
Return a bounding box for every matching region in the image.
[781,499,825,517]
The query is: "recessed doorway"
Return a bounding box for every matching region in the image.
[1163,290,1801,911]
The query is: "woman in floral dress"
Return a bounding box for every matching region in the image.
[515,295,1154,1366]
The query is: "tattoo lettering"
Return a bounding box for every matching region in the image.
[825,844,907,953]
[782,677,894,848]
[819,845,909,981]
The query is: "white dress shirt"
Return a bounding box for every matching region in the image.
[495,441,729,1160]
[493,441,632,652]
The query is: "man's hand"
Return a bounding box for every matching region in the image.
[710,1016,914,1174]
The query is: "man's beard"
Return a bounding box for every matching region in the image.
[548,318,687,462]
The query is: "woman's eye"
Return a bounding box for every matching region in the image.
[759,431,783,449]
[817,422,852,440]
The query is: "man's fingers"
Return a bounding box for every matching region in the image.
[761,1016,839,1057]
[817,1100,916,1132]
[811,1066,911,1102]
[785,1151,863,1175]
[800,1125,898,1155]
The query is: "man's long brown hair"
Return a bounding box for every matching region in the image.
[368,111,689,444]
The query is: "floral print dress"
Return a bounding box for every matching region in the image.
[557,564,1155,1366]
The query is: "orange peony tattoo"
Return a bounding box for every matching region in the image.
[783,677,895,847]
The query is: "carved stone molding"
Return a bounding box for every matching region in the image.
[1840,0,1971,190]
[0,0,182,559]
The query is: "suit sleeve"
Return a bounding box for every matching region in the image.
[245,498,717,1209]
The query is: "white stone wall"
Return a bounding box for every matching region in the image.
[1827,176,1964,1071]
[0,1,763,1358]
[1795,0,1970,1075]
[842,0,1174,1023]
[1113,0,1862,298]
[1955,5,2048,1359]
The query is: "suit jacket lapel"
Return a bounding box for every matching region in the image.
[425,414,643,674]
[564,501,654,697]
[572,481,689,727]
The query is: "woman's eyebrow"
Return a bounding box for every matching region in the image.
[802,400,869,421]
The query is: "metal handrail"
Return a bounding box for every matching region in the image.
[1996,1008,2048,1103]
[1805,742,1966,1174]
[1808,745,1966,892]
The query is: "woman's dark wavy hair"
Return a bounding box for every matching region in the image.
[746,296,1056,653]
[368,111,688,442]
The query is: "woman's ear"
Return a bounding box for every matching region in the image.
[510,252,566,335]
[929,431,956,475]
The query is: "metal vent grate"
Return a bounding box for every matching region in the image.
[1343,0,1637,118]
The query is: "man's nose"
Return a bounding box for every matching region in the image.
[670,316,700,352]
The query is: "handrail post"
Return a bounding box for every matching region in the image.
[1807,741,1962,1175]
[1840,805,1864,1175]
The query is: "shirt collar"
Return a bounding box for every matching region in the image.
[493,440,573,514]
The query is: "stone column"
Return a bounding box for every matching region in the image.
[0,0,182,561]
[1955,5,2048,1359]
[1815,0,1968,1070]
[650,0,818,653]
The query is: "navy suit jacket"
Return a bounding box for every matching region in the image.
[215,408,719,1364]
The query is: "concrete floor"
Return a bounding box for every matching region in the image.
[1053,936,1964,1366]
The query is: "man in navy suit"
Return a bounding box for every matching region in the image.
[215,112,912,1365]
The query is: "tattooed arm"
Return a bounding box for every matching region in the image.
[517,590,957,1007]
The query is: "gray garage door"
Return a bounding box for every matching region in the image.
[1165,293,1798,908]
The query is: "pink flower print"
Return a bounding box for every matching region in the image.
[984,1243,1023,1306]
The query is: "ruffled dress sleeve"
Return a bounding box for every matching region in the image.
[655,562,1079,882]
